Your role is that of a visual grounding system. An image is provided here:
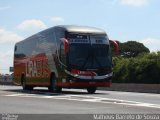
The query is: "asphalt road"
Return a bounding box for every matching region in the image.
[0,85,160,119]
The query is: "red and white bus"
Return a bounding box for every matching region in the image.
[13,25,118,93]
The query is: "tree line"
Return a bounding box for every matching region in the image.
[112,41,160,84]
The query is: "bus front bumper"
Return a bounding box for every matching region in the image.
[57,81,111,88]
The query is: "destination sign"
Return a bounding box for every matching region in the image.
[68,34,109,44]
[68,34,88,39]
[90,36,108,44]
[70,39,89,43]
[69,34,89,44]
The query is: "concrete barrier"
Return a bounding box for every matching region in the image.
[99,83,160,94]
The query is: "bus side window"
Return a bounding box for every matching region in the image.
[60,42,67,66]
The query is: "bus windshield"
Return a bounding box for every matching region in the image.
[68,36,112,69]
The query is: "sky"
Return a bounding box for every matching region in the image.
[0,0,160,74]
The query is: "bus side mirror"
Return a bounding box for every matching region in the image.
[61,38,69,54]
[109,40,119,55]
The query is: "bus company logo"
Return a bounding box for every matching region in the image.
[26,59,50,77]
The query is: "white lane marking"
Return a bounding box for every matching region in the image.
[98,90,160,98]
[4,93,160,109]
[5,94,25,96]
[66,95,160,109]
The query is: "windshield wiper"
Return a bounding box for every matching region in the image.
[80,48,92,69]
[94,56,102,68]
[80,46,103,69]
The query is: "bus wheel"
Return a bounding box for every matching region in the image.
[55,87,62,93]
[21,75,27,90]
[21,75,33,91]
[87,87,97,94]
[48,73,56,92]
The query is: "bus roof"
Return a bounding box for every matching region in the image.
[15,25,107,45]
[56,25,106,35]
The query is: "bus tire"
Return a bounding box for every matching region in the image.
[87,87,97,94]
[48,73,56,92]
[55,87,62,93]
[21,75,27,90]
[21,75,33,91]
